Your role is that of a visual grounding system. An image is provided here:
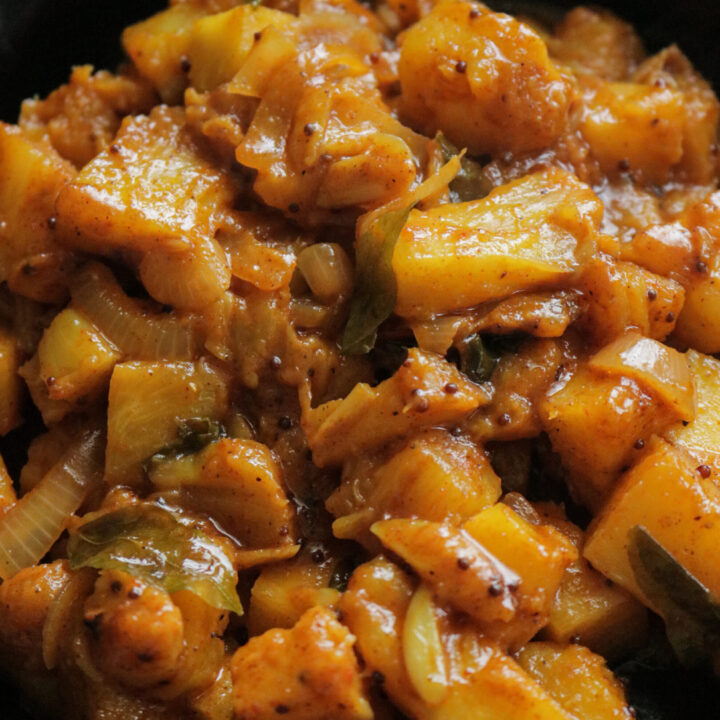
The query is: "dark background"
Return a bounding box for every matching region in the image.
[1,0,720,718]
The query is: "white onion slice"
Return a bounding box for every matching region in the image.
[0,429,104,580]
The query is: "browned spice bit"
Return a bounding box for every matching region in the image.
[310,548,326,564]
[278,416,292,430]
[665,311,675,322]
[617,158,631,172]
[110,580,123,593]
[180,56,191,73]
[371,670,385,687]
[275,705,290,715]
[488,580,504,597]
[128,586,142,599]
[303,123,317,137]
[455,60,467,74]
[137,651,155,663]
[279,525,289,537]
[457,557,471,570]
[647,288,658,301]
[45,376,56,387]
[369,52,380,64]
[634,438,645,450]
[47,216,57,229]
[109,143,120,154]
[696,260,708,273]
[507,579,520,592]
[497,412,511,426]
[253,31,262,41]
[444,382,458,394]
[288,202,300,213]
[697,464,712,479]
[469,7,481,18]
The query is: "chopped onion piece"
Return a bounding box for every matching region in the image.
[403,583,449,706]
[0,429,104,580]
[297,243,354,303]
[71,262,202,361]
[589,331,695,421]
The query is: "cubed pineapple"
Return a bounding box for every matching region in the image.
[393,168,601,318]
[37,308,120,404]
[517,643,634,720]
[584,438,720,602]
[105,360,229,486]
[188,5,294,92]
[123,4,208,103]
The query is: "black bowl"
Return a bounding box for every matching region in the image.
[0,0,719,718]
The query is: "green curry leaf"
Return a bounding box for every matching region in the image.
[628,525,720,667]
[145,417,226,474]
[341,205,412,355]
[435,132,492,202]
[68,504,243,615]
[454,333,524,383]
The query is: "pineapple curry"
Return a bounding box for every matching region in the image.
[0,0,719,717]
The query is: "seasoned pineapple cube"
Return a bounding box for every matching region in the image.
[105,360,229,486]
[123,4,208,103]
[0,123,75,303]
[584,438,720,601]
[36,308,120,404]
[188,5,294,92]
[327,429,501,546]
[248,552,339,635]
[581,81,686,184]
[517,643,634,720]
[393,169,602,318]
[399,1,573,155]
[231,606,373,720]
[302,348,490,467]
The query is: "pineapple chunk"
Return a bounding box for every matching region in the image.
[231,606,373,720]
[0,327,22,436]
[36,308,120,404]
[188,5,294,92]
[248,552,340,636]
[55,106,239,257]
[123,4,208,103]
[0,123,75,303]
[581,81,686,184]
[462,504,577,649]
[0,453,15,510]
[105,360,229,486]
[584,438,720,601]
[327,429,501,547]
[393,169,601,318]
[302,348,490,467]
[399,1,573,155]
[538,508,647,659]
[517,643,634,720]
[540,363,681,511]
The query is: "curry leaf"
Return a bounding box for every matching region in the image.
[68,503,243,615]
[454,333,524,383]
[341,205,412,355]
[628,525,720,666]
[436,132,492,202]
[145,417,225,473]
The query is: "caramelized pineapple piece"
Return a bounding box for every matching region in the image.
[399,1,573,155]
[248,551,339,635]
[55,107,237,308]
[123,4,208,103]
[327,429,501,547]
[19,65,156,167]
[302,348,490,467]
[0,123,75,303]
[231,606,373,720]
[584,438,720,602]
[105,360,229,486]
[517,643,634,720]
[393,169,601,318]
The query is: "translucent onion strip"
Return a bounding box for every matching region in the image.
[403,584,449,706]
[71,262,202,361]
[297,243,354,303]
[0,429,104,580]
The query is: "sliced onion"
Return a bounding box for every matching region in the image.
[403,584,449,706]
[589,331,695,421]
[0,429,104,580]
[297,243,354,302]
[71,262,202,361]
